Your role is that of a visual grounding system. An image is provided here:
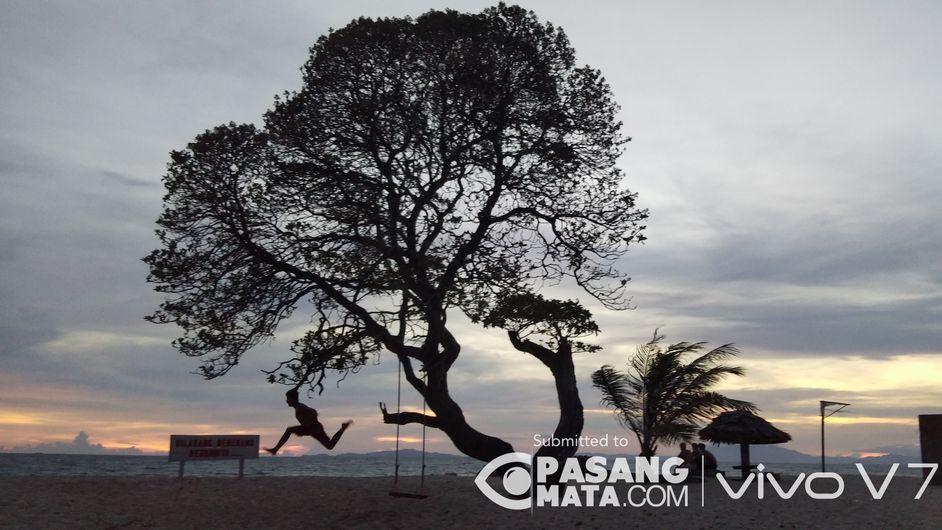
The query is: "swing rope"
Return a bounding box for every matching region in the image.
[392,354,403,487]
[389,359,428,499]
[420,373,427,490]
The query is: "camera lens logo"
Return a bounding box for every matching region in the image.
[473,452,533,510]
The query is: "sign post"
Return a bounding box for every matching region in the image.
[169,434,260,478]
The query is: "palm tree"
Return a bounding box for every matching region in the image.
[592,330,756,457]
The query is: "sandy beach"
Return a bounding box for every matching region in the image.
[0,474,939,529]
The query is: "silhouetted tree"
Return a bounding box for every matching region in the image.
[144,3,647,462]
[481,292,600,460]
[592,331,756,457]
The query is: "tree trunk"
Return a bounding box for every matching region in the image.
[380,335,586,464]
[424,365,515,462]
[383,354,515,463]
[534,348,584,461]
[503,333,585,461]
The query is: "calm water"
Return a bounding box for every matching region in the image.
[0,452,482,478]
[0,453,924,478]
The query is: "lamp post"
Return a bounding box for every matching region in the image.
[820,400,850,472]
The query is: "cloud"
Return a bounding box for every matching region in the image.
[5,431,143,455]
[101,170,159,189]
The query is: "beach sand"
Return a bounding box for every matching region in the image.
[0,475,939,529]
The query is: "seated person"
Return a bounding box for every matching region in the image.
[689,443,703,474]
[677,442,694,467]
[699,443,718,472]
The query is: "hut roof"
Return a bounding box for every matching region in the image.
[699,410,791,445]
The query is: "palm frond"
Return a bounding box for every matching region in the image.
[592,365,631,410]
[594,330,757,456]
[592,365,639,430]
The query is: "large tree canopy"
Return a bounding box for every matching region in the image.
[145,3,647,461]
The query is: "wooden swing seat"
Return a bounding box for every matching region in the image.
[389,489,429,499]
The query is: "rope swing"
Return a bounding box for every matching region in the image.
[388,359,429,499]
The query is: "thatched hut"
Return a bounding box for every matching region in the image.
[699,410,791,480]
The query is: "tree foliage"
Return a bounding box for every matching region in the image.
[481,292,600,355]
[144,3,647,461]
[592,331,756,457]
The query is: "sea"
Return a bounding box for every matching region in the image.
[0,452,925,479]
[0,451,479,478]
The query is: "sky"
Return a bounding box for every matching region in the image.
[1,0,940,459]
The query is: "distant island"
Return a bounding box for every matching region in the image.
[301,446,923,465]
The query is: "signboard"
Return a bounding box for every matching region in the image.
[169,434,260,461]
[168,434,260,478]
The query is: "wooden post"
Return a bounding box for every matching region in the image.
[238,459,245,479]
[739,443,750,481]
[178,461,185,479]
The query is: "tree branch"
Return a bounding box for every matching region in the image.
[379,403,441,428]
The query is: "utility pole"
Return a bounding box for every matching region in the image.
[820,400,850,472]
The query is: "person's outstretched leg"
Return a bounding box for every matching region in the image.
[264,426,300,455]
[323,420,353,450]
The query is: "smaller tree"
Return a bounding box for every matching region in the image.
[591,330,756,457]
[480,292,600,460]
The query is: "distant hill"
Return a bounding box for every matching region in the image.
[302,446,924,466]
[707,444,817,464]
[847,453,923,465]
[304,449,463,459]
[679,444,922,466]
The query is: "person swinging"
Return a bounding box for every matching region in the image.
[264,388,353,455]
